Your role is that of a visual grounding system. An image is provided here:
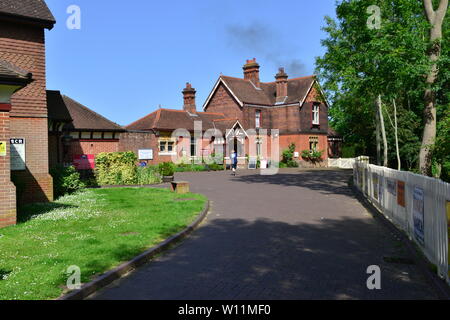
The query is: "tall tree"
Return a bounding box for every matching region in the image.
[420,0,448,176]
[316,0,447,175]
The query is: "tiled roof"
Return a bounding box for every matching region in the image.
[0,59,32,82]
[61,95,125,132]
[126,108,226,132]
[46,90,72,122]
[328,127,341,138]
[216,75,316,107]
[0,0,55,28]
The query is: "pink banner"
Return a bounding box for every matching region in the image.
[73,154,95,170]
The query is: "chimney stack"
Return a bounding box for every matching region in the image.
[275,67,288,103]
[182,82,196,113]
[243,58,260,88]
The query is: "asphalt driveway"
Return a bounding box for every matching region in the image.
[91,169,439,300]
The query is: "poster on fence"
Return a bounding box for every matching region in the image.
[387,178,397,196]
[372,173,379,201]
[413,187,425,246]
[397,181,405,207]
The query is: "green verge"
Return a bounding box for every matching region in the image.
[0,187,206,300]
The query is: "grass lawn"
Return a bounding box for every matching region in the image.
[0,187,206,300]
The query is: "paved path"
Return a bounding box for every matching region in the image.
[92,169,439,300]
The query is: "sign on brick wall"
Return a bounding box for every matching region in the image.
[0,141,6,156]
[138,149,153,160]
[73,154,95,170]
[10,138,25,171]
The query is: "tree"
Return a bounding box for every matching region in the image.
[419,0,449,176]
[316,0,448,176]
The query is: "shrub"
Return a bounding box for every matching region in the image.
[95,152,138,185]
[159,162,176,176]
[136,165,161,185]
[281,143,299,168]
[50,165,85,198]
[301,150,324,164]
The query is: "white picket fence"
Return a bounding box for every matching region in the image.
[328,158,356,169]
[353,162,450,284]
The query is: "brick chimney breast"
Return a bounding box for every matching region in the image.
[182,82,196,113]
[243,58,260,88]
[275,67,288,104]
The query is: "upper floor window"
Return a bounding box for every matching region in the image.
[312,105,320,125]
[255,110,261,128]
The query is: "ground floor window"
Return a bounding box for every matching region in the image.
[309,136,319,152]
[159,138,175,154]
[190,137,196,156]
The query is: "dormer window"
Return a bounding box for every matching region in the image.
[312,105,320,125]
[255,110,261,128]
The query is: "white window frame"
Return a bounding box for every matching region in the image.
[312,105,320,125]
[255,110,261,128]
[158,138,176,155]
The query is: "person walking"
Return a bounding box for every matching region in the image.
[231,150,238,176]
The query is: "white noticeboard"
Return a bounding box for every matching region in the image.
[138,149,153,160]
[10,138,26,171]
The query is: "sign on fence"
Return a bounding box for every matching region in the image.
[354,162,450,284]
[413,187,425,246]
[387,178,397,196]
[372,173,379,201]
[397,181,405,207]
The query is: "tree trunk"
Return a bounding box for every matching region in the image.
[393,99,401,170]
[375,104,381,166]
[420,0,448,176]
[377,95,388,167]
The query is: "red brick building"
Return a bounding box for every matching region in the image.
[0,0,55,227]
[126,59,337,168]
[123,83,226,165]
[47,90,125,171]
[203,59,331,166]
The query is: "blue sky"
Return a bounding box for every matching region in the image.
[45,0,337,126]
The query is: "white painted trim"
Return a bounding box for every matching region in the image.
[158,152,176,156]
[299,80,315,107]
[225,120,249,138]
[203,77,244,111]
[299,79,331,109]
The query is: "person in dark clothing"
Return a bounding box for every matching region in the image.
[231,150,238,176]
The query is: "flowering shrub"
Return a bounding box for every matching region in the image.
[95,152,138,185]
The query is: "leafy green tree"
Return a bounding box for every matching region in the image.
[316,0,449,177]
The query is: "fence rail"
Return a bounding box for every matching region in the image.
[353,161,450,284]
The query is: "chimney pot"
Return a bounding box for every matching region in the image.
[243,58,260,88]
[275,67,288,103]
[182,82,196,113]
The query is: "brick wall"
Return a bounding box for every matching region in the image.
[279,133,329,162]
[118,131,163,165]
[0,111,16,228]
[204,83,243,121]
[67,139,120,164]
[0,20,53,206]
[10,117,53,203]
